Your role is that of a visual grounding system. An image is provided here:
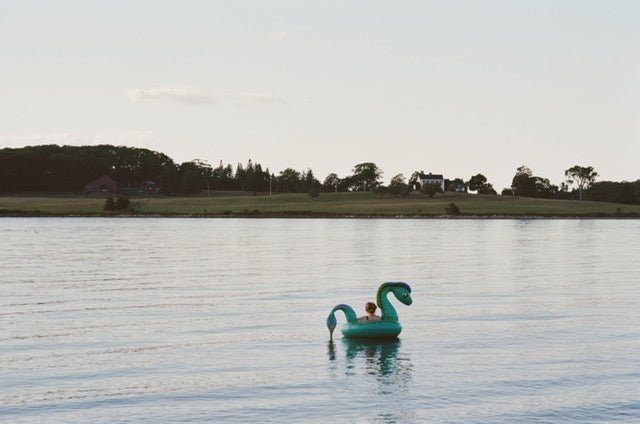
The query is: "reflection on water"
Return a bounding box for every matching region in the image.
[327,339,413,423]
[328,338,412,386]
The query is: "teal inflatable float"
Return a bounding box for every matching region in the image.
[326,282,412,340]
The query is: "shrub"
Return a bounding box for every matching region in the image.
[445,202,460,215]
[115,196,130,210]
[104,196,116,211]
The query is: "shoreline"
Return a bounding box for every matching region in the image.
[1,210,639,219]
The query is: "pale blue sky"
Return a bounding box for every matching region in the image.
[1,0,638,190]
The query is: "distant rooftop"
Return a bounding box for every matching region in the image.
[418,173,443,180]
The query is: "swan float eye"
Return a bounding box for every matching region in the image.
[402,293,408,298]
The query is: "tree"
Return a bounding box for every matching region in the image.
[532,176,558,198]
[467,173,496,194]
[565,165,598,200]
[322,173,340,192]
[478,185,497,195]
[408,171,423,191]
[351,162,382,191]
[0,144,176,193]
[235,162,246,190]
[468,174,487,191]
[302,168,321,193]
[588,180,640,205]
[158,163,180,194]
[277,168,302,193]
[180,169,200,194]
[337,175,354,192]
[211,161,235,190]
[511,166,535,197]
[511,165,558,198]
[388,173,409,195]
[445,178,466,192]
[177,160,208,194]
[247,162,268,194]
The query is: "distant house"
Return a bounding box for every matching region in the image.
[83,175,118,194]
[418,172,445,192]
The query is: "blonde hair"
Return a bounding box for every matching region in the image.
[365,302,377,313]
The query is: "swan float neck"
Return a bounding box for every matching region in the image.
[377,282,412,322]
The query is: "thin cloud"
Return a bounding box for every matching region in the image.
[127,87,287,106]
[269,30,288,41]
[127,87,214,105]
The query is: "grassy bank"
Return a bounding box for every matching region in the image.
[1,192,640,217]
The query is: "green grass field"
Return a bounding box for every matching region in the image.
[1,191,639,217]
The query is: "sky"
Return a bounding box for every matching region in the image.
[1,0,638,190]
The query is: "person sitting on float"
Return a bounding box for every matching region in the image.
[358,302,381,321]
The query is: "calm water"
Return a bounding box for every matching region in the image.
[1,218,639,423]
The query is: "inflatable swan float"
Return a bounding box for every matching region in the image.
[326,282,412,340]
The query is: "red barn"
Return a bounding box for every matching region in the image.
[83,175,118,194]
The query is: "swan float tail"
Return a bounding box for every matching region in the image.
[326,304,357,340]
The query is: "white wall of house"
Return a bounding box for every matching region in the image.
[419,177,445,192]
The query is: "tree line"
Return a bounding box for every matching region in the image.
[1,144,638,204]
[501,165,640,205]
[0,144,320,195]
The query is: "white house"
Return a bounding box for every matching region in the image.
[418,172,445,192]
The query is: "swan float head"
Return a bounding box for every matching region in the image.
[387,282,412,307]
[326,313,337,339]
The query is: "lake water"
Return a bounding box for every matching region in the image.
[1,218,639,423]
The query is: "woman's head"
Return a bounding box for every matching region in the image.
[365,302,377,313]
